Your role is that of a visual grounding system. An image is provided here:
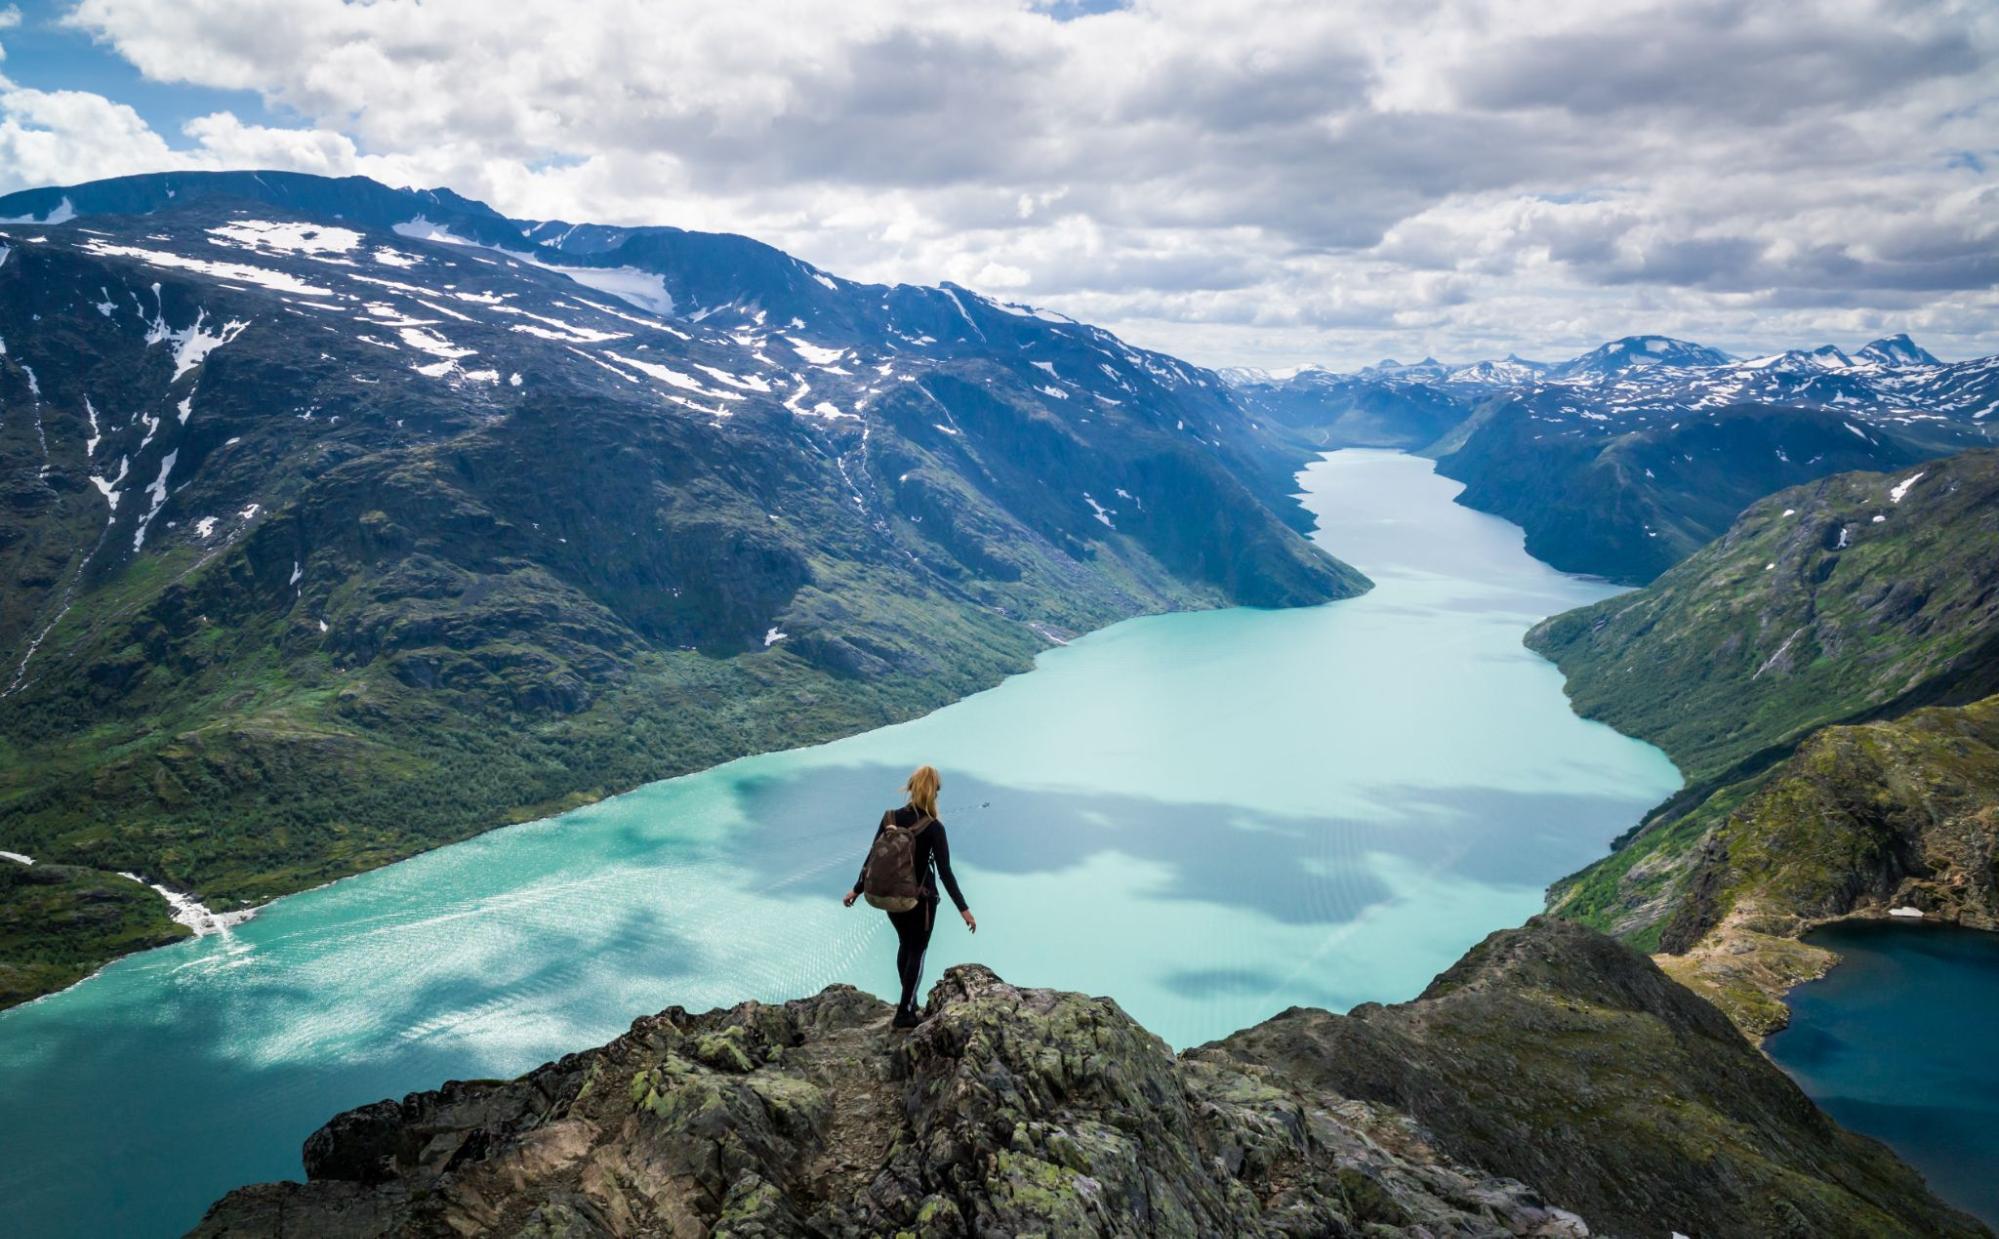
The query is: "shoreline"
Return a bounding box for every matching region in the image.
[1,448,1358,1014]
[0,596,1247,1016]
[1660,904,1999,1045]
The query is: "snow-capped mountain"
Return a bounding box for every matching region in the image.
[1227,328,1993,584]
[1232,331,1996,446]
[1547,335,1735,379]
[1856,333,1942,368]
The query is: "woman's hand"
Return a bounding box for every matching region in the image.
[961,908,977,934]
[842,890,859,908]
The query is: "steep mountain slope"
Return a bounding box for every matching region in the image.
[1526,450,1999,784]
[193,922,1985,1238]
[1435,401,1929,582]
[0,172,1362,1006]
[1530,454,1999,1029]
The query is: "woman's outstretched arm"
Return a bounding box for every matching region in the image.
[932,823,970,913]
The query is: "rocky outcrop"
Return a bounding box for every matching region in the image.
[1211,917,1984,1239]
[1629,695,1999,1035]
[192,920,1983,1238]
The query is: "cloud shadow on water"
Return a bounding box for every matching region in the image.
[720,762,1659,929]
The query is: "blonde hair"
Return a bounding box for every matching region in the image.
[904,765,941,819]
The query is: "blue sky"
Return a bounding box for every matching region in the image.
[1,0,1993,369]
[3,1,281,133]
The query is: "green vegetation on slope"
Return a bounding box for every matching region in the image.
[0,863,190,1007]
[1527,449,1999,784]
[1532,450,1999,1034]
[1556,695,1999,1033]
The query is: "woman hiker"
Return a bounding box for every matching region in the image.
[844,765,977,1028]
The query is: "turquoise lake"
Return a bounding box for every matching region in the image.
[1765,921,1999,1225]
[0,450,1684,1236]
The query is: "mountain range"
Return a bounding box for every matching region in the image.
[1230,332,1996,581]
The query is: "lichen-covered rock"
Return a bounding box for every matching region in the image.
[191,922,1983,1239]
[1208,917,1988,1239]
[193,965,1582,1238]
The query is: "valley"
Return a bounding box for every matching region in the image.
[1230,334,1996,583]
[1,172,1995,1238]
[0,449,1681,1238]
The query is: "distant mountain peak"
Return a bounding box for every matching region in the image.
[1856,333,1940,368]
[1550,335,1733,379]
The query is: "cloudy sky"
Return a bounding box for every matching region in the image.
[1,0,1993,368]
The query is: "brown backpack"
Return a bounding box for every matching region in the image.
[862,811,933,912]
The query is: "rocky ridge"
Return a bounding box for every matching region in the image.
[192,919,1983,1238]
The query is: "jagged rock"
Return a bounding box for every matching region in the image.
[192,920,1982,1238]
[194,967,1580,1237]
[1210,917,1987,1239]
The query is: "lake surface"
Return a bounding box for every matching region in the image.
[0,449,1681,1237]
[1766,920,1999,1225]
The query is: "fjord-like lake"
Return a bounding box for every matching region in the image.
[1766,921,1999,1225]
[0,450,1681,1236]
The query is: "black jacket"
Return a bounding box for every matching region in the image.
[854,805,968,911]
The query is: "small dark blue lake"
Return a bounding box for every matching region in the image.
[1766,921,1999,1225]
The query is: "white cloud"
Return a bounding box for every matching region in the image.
[2,0,1991,367]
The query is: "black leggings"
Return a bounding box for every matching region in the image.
[888,900,936,1014]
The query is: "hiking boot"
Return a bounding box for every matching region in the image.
[891,1008,921,1029]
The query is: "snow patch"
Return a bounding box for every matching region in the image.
[764,627,789,646]
[785,337,847,365]
[208,219,362,256]
[83,239,336,296]
[90,456,128,513]
[1888,471,1925,503]
[133,450,178,551]
[0,851,31,865]
[149,309,249,381]
[397,326,476,359]
[0,195,74,225]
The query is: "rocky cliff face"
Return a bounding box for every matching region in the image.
[193,920,1982,1239]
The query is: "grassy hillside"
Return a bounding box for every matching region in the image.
[1534,451,1999,1033]
[1527,449,1999,783]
